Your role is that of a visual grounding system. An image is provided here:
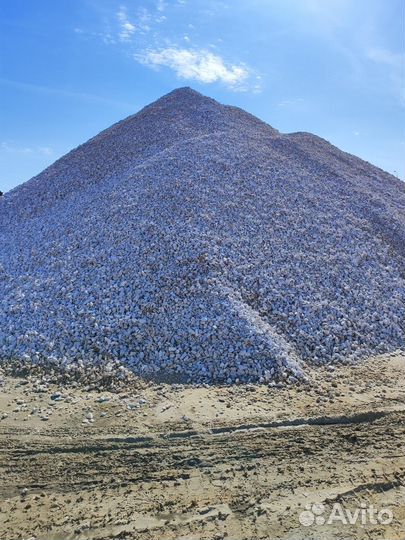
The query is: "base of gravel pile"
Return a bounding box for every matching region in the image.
[0,358,146,394]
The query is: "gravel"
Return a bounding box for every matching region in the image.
[0,87,404,384]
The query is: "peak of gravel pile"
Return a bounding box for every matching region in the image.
[1,87,404,384]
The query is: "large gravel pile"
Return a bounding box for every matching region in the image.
[1,87,404,384]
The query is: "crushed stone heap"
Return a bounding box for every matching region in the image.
[1,87,404,384]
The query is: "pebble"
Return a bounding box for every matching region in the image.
[127,403,138,410]
[96,396,110,403]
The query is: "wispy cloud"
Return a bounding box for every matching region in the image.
[116,4,165,36]
[38,146,53,156]
[156,0,166,12]
[298,0,352,31]
[295,1,405,106]
[0,77,135,109]
[365,47,405,106]
[1,142,53,156]
[277,97,304,107]
[74,26,116,45]
[137,47,250,89]
[1,142,33,154]
[366,47,402,66]
[117,5,136,42]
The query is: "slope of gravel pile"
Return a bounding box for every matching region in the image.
[0,87,404,384]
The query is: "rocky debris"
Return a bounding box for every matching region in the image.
[0,358,145,393]
[0,87,404,384]
[83,411,94,424]
[96,395,110,403]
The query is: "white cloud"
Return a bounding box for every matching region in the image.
[137,48,250,89]
[88,5,261,93]
[117,6,136,42]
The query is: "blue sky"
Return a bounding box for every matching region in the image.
[1,0,404,192]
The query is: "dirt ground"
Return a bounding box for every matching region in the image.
[0,352,404,540]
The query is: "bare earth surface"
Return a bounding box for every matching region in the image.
[0,352,404,540]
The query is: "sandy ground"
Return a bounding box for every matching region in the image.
[0,352,404,540]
